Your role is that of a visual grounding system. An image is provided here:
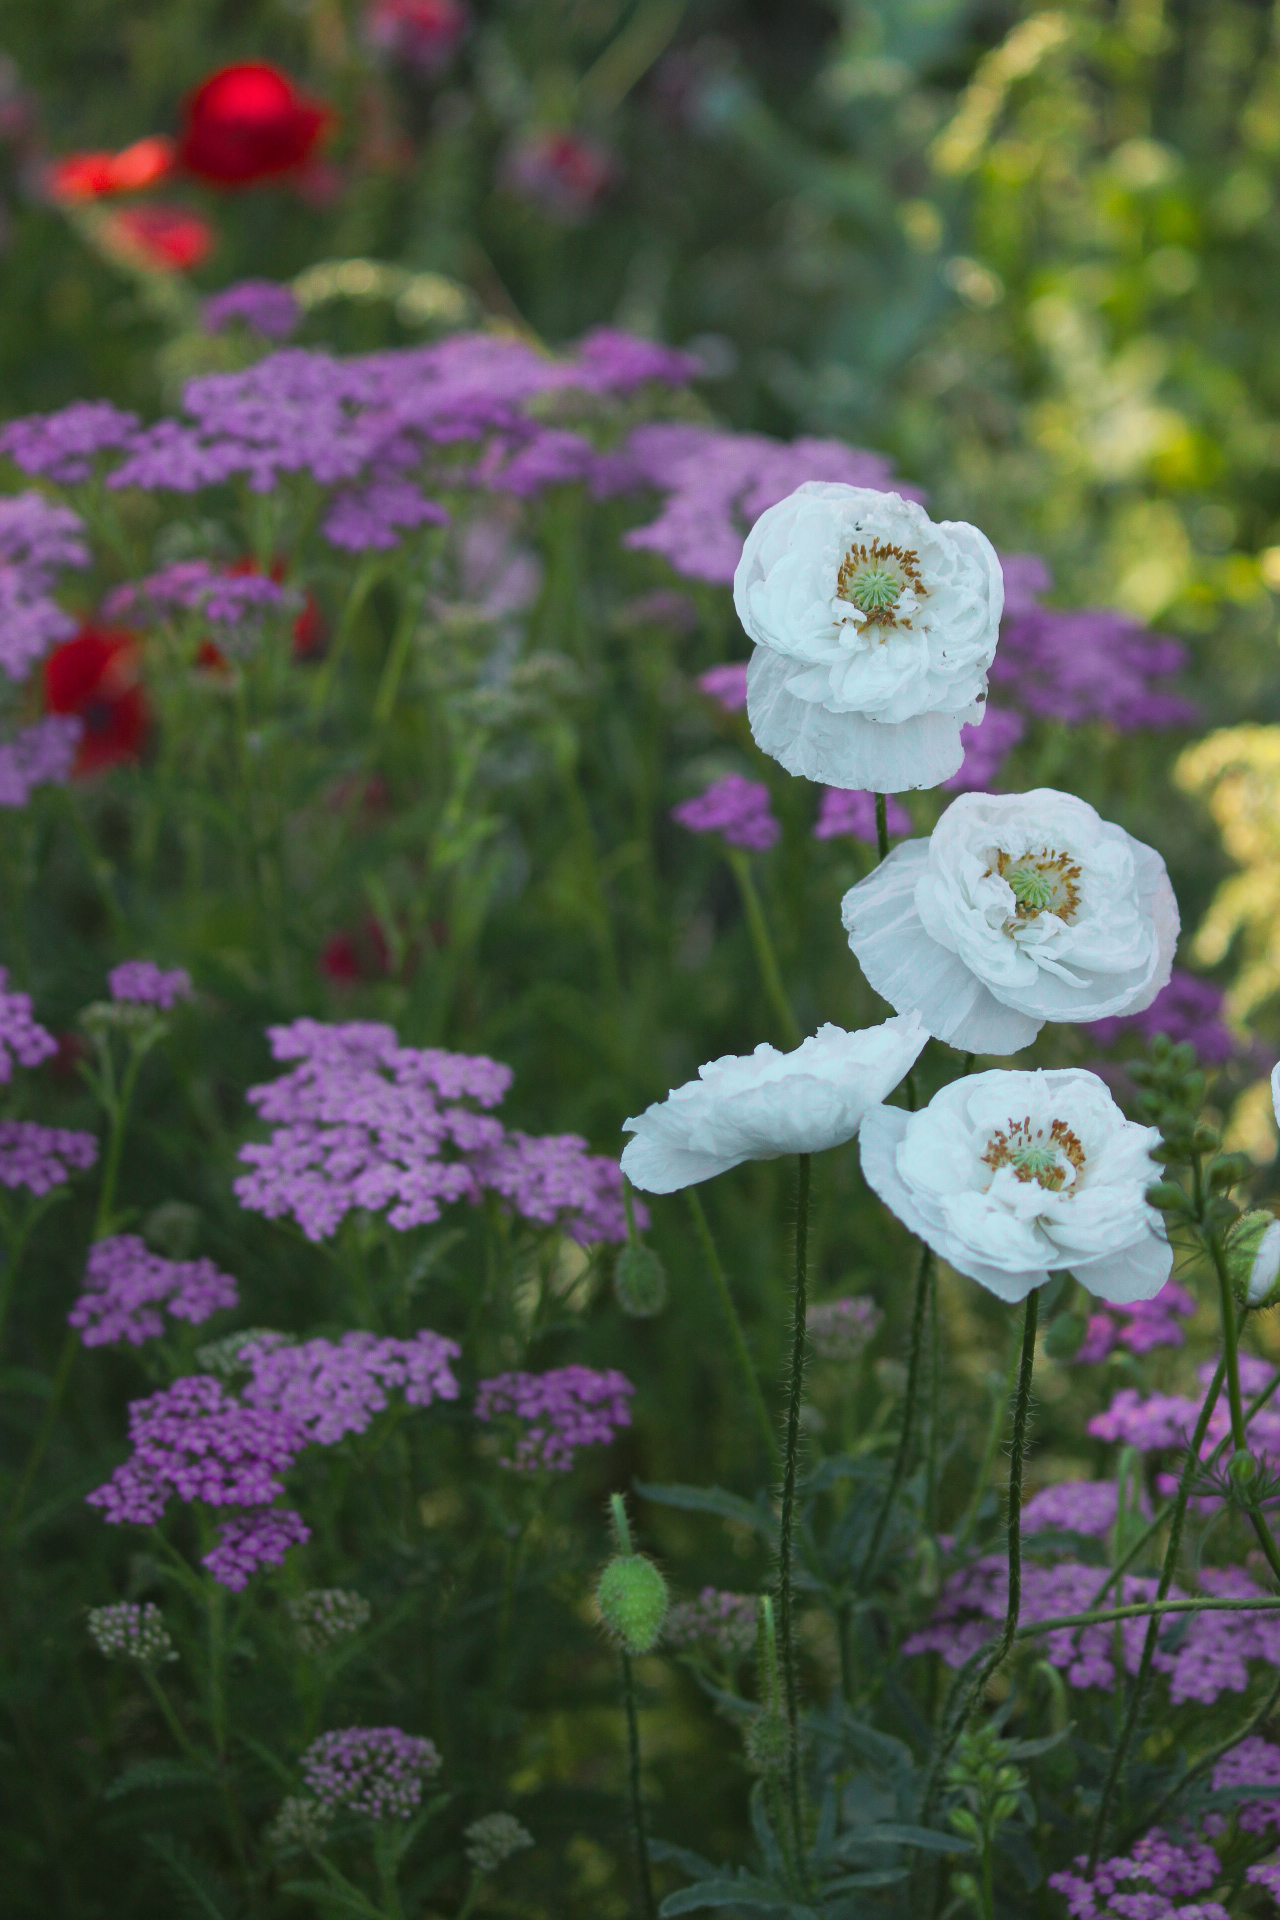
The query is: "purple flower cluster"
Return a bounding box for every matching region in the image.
[242,1330,460,1443]
[234,1019,632,1246]
[664,1589,758,1659]
[0,968,57,1080]
[0,491,89,680]
[812,789,911,847]
[1077,1279,1198,1366]
[808,1295,883,1363]
[942,706,1026,793]
[595,423,908,586]
[205,1509,311,1590]
[68,1234,238,1347]
[322,476,449,552]
[0,716,82,807]
[300,1726,441,1821]
[1021,1480,1132,1538]
[905,1551,1280,1703]
[1050,1829,1225,1919]
[698,663,749,712]
[108,961,193,1010]
[87,1374,305,1525]
[474,1366,634,1471]
[0,1120,96,1195]
[102,560,292,628]
[0,401,139,484]
[203,281,302,341]
[671,774,780,852]
[1088,970,1238,1066]
[991,553,1196,732]
[1209,1736,1280,1835]
[1089,1355,1280,1496]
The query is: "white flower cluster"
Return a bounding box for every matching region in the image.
[267,1796,330,1854]
[87,1601,176,1667]
[288,1587,372,1656]
[465,1811,535,1873]
[622,479,1187,1312]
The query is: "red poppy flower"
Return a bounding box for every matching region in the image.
[179,64,334,187]
[44,629,149,775]
[194,639,231,676]
[49,135,175,202]
[320,919,393,987]
[108,205,214,272]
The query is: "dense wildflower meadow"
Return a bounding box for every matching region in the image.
[13,5,1280,1919]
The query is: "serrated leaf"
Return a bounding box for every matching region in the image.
[145,1833,241,1920]
[106,1758,211,1799]
[634,1481,776,1539]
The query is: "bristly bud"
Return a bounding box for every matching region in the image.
[745,1710,791,1773]
[1227,1211,1280,1307]
[613,1243,668,1318]
[597,1554,670,1654]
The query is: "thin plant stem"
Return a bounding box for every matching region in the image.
[1209,1233,1280,1583]
[142,1669,203,1762]
[311,554,382,712]
[372,577,428,726]
[1016,1594,1280,1632]
[952,1332,1021,1558]
[855,1243,934,1594]
[685,1190,777,1467]
[875,793,889,863]
[924,1288,1039,1817]
[94,1042,145,1240]
[727,850,801,1049]
[8,1327,77,1524]
[1136,1667,1280,1843]
[621,1651,657,1920]
[927,1265,941,1534]
[777,1154,811,1861]
[1087,1334,1234,1868]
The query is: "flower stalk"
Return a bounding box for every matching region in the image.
[776,1153,810,1862]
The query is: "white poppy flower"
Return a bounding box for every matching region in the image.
[733,483,1003,792]
[861,1068,1171,1304]
[620,1016,929,1193]
[842,789,1179,1055]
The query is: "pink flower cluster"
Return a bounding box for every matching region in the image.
[474,1366,634,1472]
[206,1509,311,1589]
[1021,1480,1138,1538]
[69,1234,239,1347]
[234,1019,632,1245]
[1209,1736,1280,1835]
[0,1120,96,1195]
[672,774,780,853]
[1077,1279,1198,1366]
[0,967,57,1080]
[300,1726,441,1821]
[808,1295,883,1363]
[86,1374,304,1526]
[241,1330,460,1443]
[108,960,193,1009]
[1050,1829,1225,1919]
[0,491,89,681]
[664,1589,758,1660]
[0,716,82,808]
[1089,1354,1280,1496]
[698,663,748,712]
[812,789,910,847]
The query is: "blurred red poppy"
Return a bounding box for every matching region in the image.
[108,205,214,271]
[179,64,333,186]
[320,919,393,986]
[45,629,149,775]
[194,640,232,676]
[229,556,326,659]
[50,135,176,202]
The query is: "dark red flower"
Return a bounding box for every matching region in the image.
[179,64,334,187]
[505,129,615,223]
[49,135,175,202]
[44,629,149,775]
[320,918,394,986]
[109,205,214,271]
[229,555,325,659]
[194,639,231,676]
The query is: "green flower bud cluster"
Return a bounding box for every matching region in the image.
[1132,1038,1250,1240]
[947,1725,1027,1913]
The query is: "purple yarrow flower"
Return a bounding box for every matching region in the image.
[472,1130,639,1246]
[301,1727,441,1821]
[0,1119,96,1195]
[69,1234,238,1348]
[322,479,449,553]
[242,1330,460,1444]
[1209,1736,1280,1835]
[1090,1357,1280,1502]
[1088,970,1238,1066]
[102,560,292,629]
[0,491,90,680]
[484,428,598,498]
[1074,1280,1198,1366]
[0,968,56,1080]
[1021,1480,1139,1538]
[0,716,83,806]
[812,788,911,847]
[572,327,701,394]
[664,1588,758,1659]
[0,401,140,484]
[204,1508,310,1590]
[109,961,193,1010]
[86,1374,307,1526]
[942,705,1026,792]
[203,281,302,341]
[475,1366,634,1471]
[698,663,749,712]
[808,1295,883,1362]
[672,774,780,852]
[1248,1863,1280,1902]
[1050,1829,1224,1920]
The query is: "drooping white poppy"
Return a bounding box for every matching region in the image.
[842,788,1179,1055]
[733,483,1003,792]
[620,1016,928,1194]
[861,1068,1171,1304]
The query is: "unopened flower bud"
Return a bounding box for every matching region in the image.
[745,1710,791,1773]
[597,1554,669,1654]
[1227,1211,1280,1307]
[1208,1151,1254,1194]
[613,1244,668,1318]
[1230,1448,1259,1490]
[1145,1180,1188,1214]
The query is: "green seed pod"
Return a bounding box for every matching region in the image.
[1145,1181,1189,1214]
[1227,1210,1280,1307]
[596,1553,669,1655]
[613,1244,668,1318]
[1043,1310,1087,1361]
[745,1710,791,1774]
[1193,1124,1223,1154]
[1208,1151,1255,1194]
